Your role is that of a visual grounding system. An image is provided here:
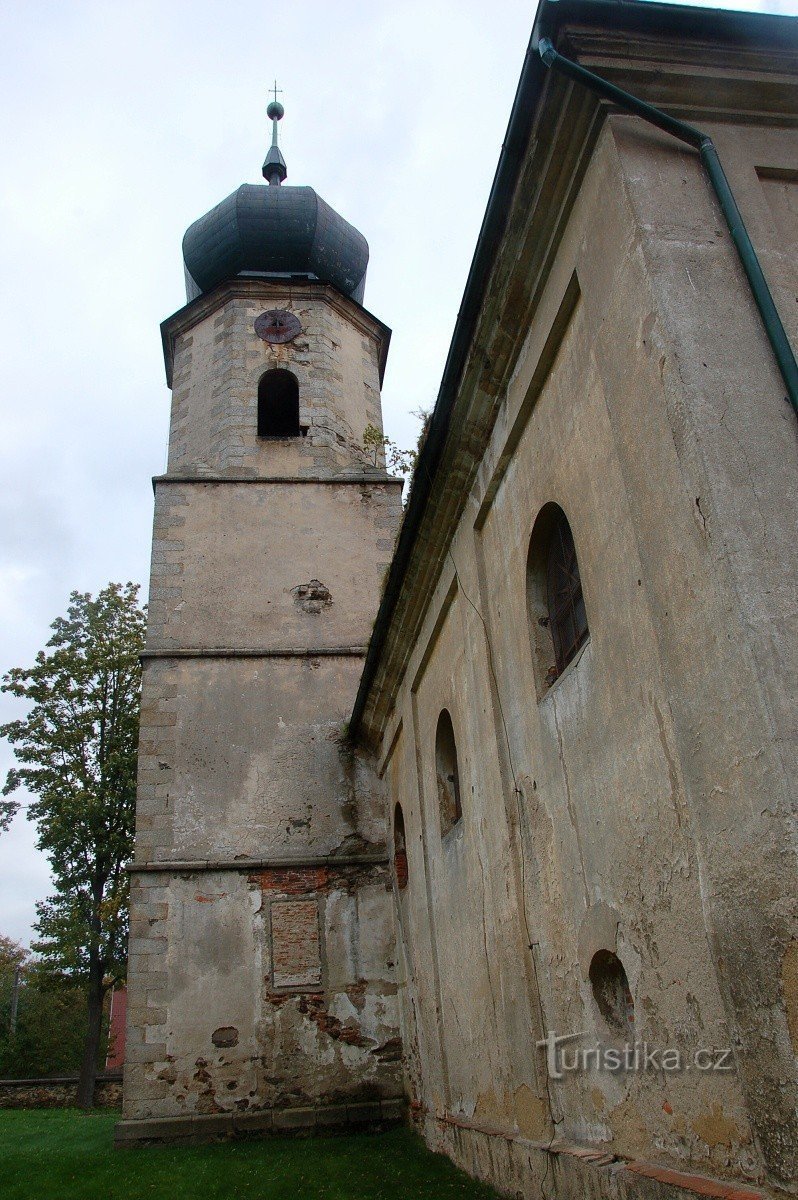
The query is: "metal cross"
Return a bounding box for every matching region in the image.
[270,80,283,105]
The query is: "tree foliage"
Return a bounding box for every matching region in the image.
[0,944,104,1079]
[0,934,27,975]
[0,583,146,1101]
[360,408,432,501]
[361,424,418,476]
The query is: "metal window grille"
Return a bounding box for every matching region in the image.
[546,513,589,675]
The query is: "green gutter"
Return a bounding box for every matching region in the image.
[349,2,797,742]
[538,37,798,418]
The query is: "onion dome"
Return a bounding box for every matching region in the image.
[182,91,369,305]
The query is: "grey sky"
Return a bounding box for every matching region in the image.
[1,0,795,947]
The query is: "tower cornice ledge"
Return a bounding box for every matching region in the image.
[127,852,389,874]
[140,646,369,659]
[160,277,391,388]
[151,471,403,488]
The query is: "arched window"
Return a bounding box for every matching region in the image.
[435,709,462,837]
[394,803,408,891]
[527,504,589,693]
[546,509,589,675]
[257,369,300,438]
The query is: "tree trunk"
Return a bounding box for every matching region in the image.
[76,960,104,1109]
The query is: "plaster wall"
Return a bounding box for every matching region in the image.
[123,865,400,1121]
[136,656,386,862]
[145,479,398,650]
[377,111,797,1193]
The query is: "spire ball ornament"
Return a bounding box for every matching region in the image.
[263,84,287,186]
[181,75,369,305]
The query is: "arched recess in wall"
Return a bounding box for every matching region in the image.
[526,503,590,696]
[589,950,634,1037]
[435,709,462,837]
[394,803,408,891]
[257,368,301,437]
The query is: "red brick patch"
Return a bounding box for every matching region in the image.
[271,899,322,989]
[253,867,328,895]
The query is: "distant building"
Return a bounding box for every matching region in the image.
[106,987,127,1072]
[120,3,798,1197]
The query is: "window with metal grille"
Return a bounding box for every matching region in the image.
[435,709,462,836]
[394,803,408,891]
[257,368,300,437]
[546,511,589,675]
[527,503,590,696]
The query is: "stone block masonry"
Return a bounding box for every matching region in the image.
[124,277,404,1139]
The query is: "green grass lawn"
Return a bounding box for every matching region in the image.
[0,1109,500,1200]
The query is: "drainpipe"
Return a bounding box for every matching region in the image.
[538,38,798,419]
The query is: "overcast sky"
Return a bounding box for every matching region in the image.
[1,0,796,948]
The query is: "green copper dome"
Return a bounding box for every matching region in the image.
[182,96,368,305]
[182,183,369,304]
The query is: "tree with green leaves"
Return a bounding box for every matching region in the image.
[0,938,99,1080]
[0,935,27,1043]
[1,583,146,1106]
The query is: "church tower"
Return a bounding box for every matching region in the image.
[119,99,404,1142]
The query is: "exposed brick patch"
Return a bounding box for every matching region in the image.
[248,860,388,901]
[347,978,368,1009]
[253,866,328,895]
[327,860,390,894]
[266,992,294,1008]
[624,1161,765,1200]
[296,996,370,1047]
[270,899,322,990]
[372,1036,402,1063]
[291,579,332,614]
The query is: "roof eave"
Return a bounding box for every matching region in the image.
[348,0,798,745]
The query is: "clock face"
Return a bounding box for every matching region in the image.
[254,309,302,344]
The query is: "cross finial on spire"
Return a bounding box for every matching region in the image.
[263,83,287,186]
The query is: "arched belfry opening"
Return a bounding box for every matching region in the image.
[258,369,300,438]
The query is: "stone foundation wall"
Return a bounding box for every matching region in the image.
[0,1074,123,1109]
[425,1116,770,1200]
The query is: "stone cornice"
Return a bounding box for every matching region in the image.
[127,852,388,874]
[151,471,402,488]
[141,646,368,660]
[160,277,391,388]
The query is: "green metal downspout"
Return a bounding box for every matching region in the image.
[538,37,798,419]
